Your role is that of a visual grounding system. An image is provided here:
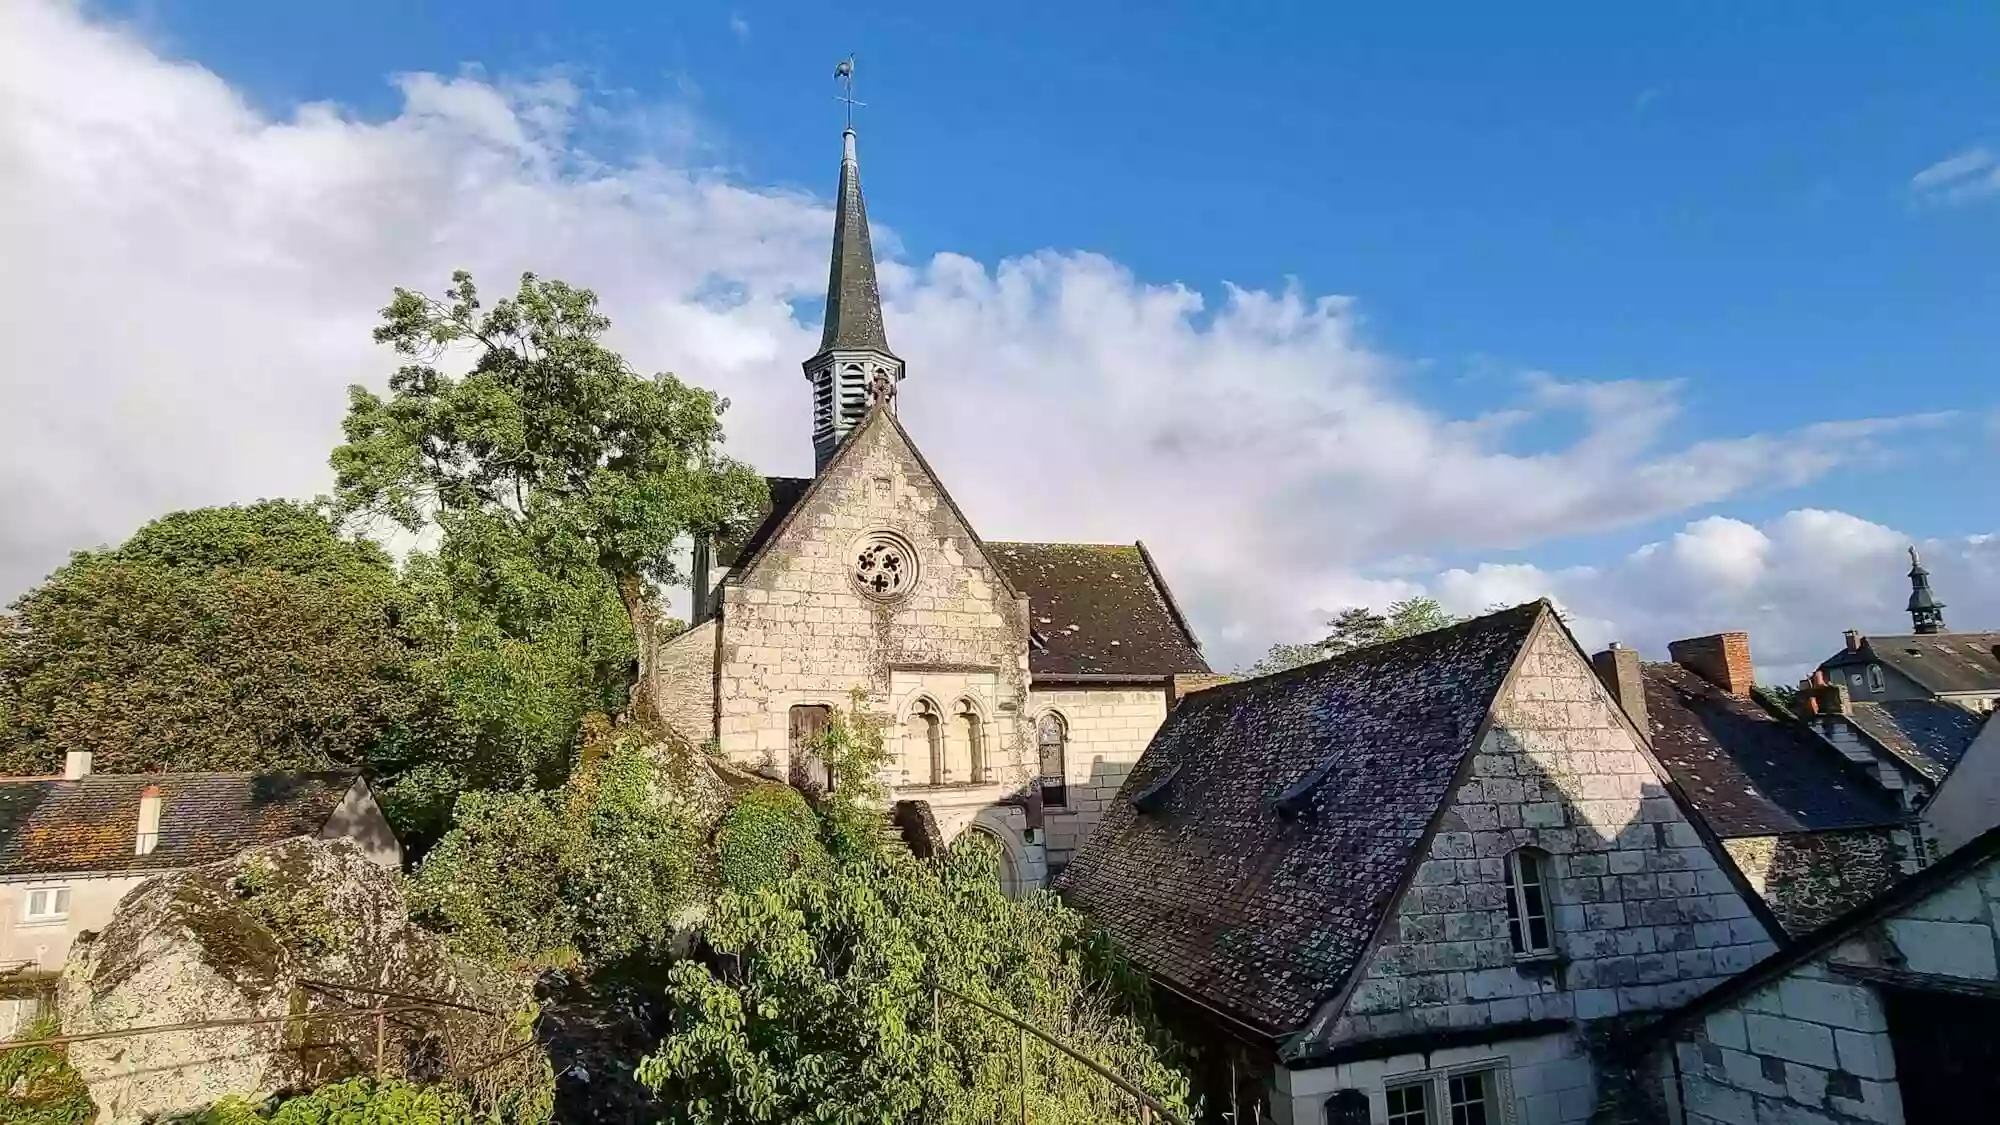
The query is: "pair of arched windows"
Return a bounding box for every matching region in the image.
[904,698,988,786]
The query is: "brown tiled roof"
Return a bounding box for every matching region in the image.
[988,542,1210,678]
[1822,632,2000,697]
[1846,700,1986,784]
[0,771,358,877]
[1054,603,1542,1036]
[1641,664,1905,838]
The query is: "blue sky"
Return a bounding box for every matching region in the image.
[5,1,1997,676]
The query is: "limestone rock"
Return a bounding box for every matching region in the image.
[56,835,541,1124]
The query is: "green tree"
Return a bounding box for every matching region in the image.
[0,501,419,776]
[1245,596,1465,675]
[407,724,710,972]
[330,271,765,724]
[0,1015,95,1125]
[636,702,1193,1125]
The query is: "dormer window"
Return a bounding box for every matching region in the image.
[1504,848,1554,956]
[136,786,163,856]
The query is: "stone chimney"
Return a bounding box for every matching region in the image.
[62,750,92,780]
[1843,629,1864,652]
[1802,681,1850,716]
[1590,643,1650,738]
[1669,632,1755,696]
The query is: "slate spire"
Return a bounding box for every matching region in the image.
[1906,545,1947,634]
[804,125,904,472]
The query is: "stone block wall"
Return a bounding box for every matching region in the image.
[1721,830,1915,937]
[653,619,719,748]
[1308,623,1778,1049]
[1027,686,1169,867]
[1273,1031,1592,1125]
[714,420,1033,781]
[1659,847,2000,1125]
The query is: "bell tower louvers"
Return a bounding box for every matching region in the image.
[805,128,904,472]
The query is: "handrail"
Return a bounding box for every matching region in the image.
[297,977,502,1017]
[0,1005,440,1052]
[934,983,1189,1125]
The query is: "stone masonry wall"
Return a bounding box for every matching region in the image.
[715,416,1035,790]
[1722,830,1915,938]
[1027,686,1170,868]
[1311,622,1780,1050]
[654,619,719,748]
[1662,851,2000,1125]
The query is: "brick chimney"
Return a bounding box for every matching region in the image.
[1802,681,1850,716]
[1590,643,1650,738]
[1669,632,1755,696]
[62,750,92,780]
[1843,629,1864,652]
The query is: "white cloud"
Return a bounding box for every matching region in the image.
[1434,511,2000,686]
[1911,146,2000,206]
[729,13,750,41]
[0,0,1983,675]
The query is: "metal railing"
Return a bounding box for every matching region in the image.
[935,984,1189,1125]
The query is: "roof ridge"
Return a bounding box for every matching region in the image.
[1200,600,1547,700]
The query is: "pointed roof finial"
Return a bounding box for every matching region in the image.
[834,54,864,131]
[1906,543,1947,634]
[812,56,894,359]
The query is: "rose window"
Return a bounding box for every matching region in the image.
[852,533,918,600]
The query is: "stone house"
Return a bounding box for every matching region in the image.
[1640,820,2000,1124]
[1588,638,1919,936]
[1814,548,2000,715]
[0,752,399,1035]
[654,124,1218,892]
[1056,602,1783,1125]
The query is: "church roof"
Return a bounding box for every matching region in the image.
[1639,662,1906,838]
[719,475,814,569]
[812,129,895,360]
[1820,632,2000,697]
[988,542,1210,678]
[1054,603,1545,1037]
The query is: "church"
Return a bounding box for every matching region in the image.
[654,124,1225,892]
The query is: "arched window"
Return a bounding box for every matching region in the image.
[1505,848,1554,956]
[956,699,986,783]
[1866,664,1885,693]
[1037,712,1068,808]
[906,700,943,786]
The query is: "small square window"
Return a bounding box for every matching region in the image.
[23,886,71,923]
[1447,1071,1494,1125]
[1385,1081,1430,1125]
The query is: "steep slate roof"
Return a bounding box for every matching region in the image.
[719,476,813,568]
[813,130,896,359]
[1846,700,1987,784]
[1822,632,2000,697]
[1641,663,1905,838]
[987,542,1210,677]
[0,771,358,877]
[1054,603,1544,1037]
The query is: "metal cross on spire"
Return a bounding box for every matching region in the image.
[834,54,865,129]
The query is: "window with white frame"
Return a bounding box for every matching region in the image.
[1504,847,1554,956]
[136,787,163,856]
[1866,664,1884,693]
[21,886,70,923]
[1380,1066,1505,1125]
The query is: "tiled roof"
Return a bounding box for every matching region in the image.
[1641,664,1905,838]
[0,771,358,877]
[1054,603,1542,1036]
[1846,700,1986,784]
[1823,632,2000,697]
[719,476,813,570]
[988,543,1210,678]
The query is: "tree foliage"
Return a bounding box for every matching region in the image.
[637,703,1193,1125]
[715,783,827,895]
[408,726,709,972]
[186,1079,480,1125]
[1246,596,1466,675]
[330,270,766,720]
[0,1015,95,1125]
[0,501,419,776]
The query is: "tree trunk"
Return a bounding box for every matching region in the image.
[617,575,662,728]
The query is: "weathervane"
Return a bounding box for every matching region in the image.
[834,54,865,129]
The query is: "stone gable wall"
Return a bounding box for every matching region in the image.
[1722,830,1916,938]
[1312,622,1780,1052]
[1027,686,1169,867]
[1661,851,2000,1125]
[715,419,1035,791]
[653,618,720,748]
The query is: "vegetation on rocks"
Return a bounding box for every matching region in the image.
[0,1015,96,1125]
[188,1079,481,1125]
[714,783,826,895]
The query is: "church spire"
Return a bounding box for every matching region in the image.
[805,57,903,473]
[1906,545,1947,634]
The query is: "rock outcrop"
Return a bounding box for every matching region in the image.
[56,835,544,1124]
